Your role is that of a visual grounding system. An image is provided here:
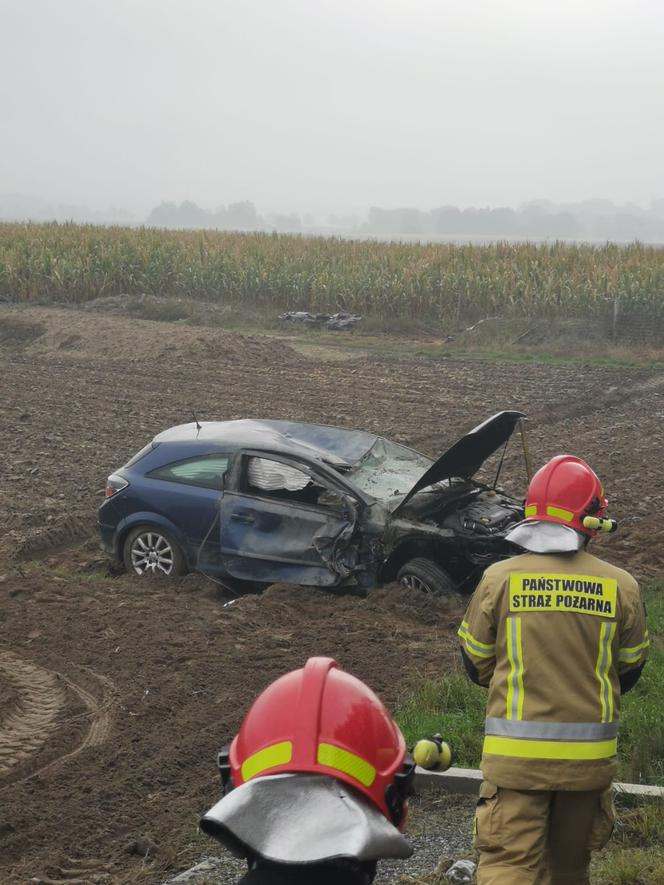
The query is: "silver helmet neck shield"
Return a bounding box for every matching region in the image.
[505,520,585,554]
[200,773,412,865]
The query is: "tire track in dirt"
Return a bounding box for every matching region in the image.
[14,515,94,561]
[531,369,664,426]
[57,668,115,756]
[0,655,115,786]
[29,855,114,885]
[0,652,65,776]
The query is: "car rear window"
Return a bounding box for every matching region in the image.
[148,455,229,491]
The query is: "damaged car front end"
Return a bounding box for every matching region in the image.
[347,410,527,593]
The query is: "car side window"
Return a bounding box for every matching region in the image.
[148,455,229,491]
[245,456,339,508]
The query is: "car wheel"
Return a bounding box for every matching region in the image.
[123,526,187,577]
[397,558,456,595]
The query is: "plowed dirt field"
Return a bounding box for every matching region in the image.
[1,305,663,883]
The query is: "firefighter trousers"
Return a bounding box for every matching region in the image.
[473,781,615,885]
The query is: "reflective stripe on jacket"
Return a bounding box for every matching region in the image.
[459,549,648,790]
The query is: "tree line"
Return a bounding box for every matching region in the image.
[145,198,664,241]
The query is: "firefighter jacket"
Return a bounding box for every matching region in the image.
[459,549,649,791]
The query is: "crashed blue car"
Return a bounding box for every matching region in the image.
[98,411,526,594]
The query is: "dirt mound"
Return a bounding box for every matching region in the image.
[14,515,94,561]
[0,305,304,367]
[0,316,45,348]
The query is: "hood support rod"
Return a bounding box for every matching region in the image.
[519,418,532,483]
[492,439,509,490]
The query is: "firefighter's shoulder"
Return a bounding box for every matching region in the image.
[578,550,639,595]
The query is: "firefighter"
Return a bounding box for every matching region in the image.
[459,455,649,885]
[200,656,414,884]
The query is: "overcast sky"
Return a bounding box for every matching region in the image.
[1,0,663,216]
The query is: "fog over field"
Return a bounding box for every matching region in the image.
[1,0,663,233]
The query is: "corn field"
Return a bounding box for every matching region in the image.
[1,222,664,332]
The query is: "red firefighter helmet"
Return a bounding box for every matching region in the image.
[224,657,412,828]
[524,455,608,537]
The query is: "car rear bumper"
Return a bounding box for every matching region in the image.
[97,520,118,559]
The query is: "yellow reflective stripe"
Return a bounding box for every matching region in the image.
[619,637,650,663]
[458,627,496,660]
[241,741,293,781]
[460,636,496,660]
[619,649,648,663]
[317,742,376,787]
[485,717,619,741]
[596,622,617,723]
[597,623,607,722]
[618,643,650,664]
[458,623,496,659]
[606,621,616,722]
[619,633,650,661]
[506,616,524,720]
[483,735,617,760]
[524,504,538,517]
[516,618,525,720]
[459,622,495,650]
[546,506,575,522]
[506,620,515,718]
[607,643,614,720]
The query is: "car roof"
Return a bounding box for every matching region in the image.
[153,419,378,466]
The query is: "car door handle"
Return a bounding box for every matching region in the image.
[231,512,256,524]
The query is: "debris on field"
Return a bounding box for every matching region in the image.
[123,836,158,858]
[278,310,363,330]
[445,858,477,882]
[165,858,231,883]
[443,315,502,342]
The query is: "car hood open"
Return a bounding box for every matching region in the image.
[393,410,526,512]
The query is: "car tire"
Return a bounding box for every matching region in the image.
[122,525,187,577]
[397,558,456,595]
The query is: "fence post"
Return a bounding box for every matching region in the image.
[612,296,620,343]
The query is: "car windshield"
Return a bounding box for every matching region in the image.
[347,438,434,500]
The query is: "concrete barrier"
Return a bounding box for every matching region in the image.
[414,765,664,799]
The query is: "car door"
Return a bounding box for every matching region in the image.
[218,452,362,585]
[143,453,230,566]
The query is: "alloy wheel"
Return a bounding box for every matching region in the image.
[400,574,434,594]
[129,531,175,576]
